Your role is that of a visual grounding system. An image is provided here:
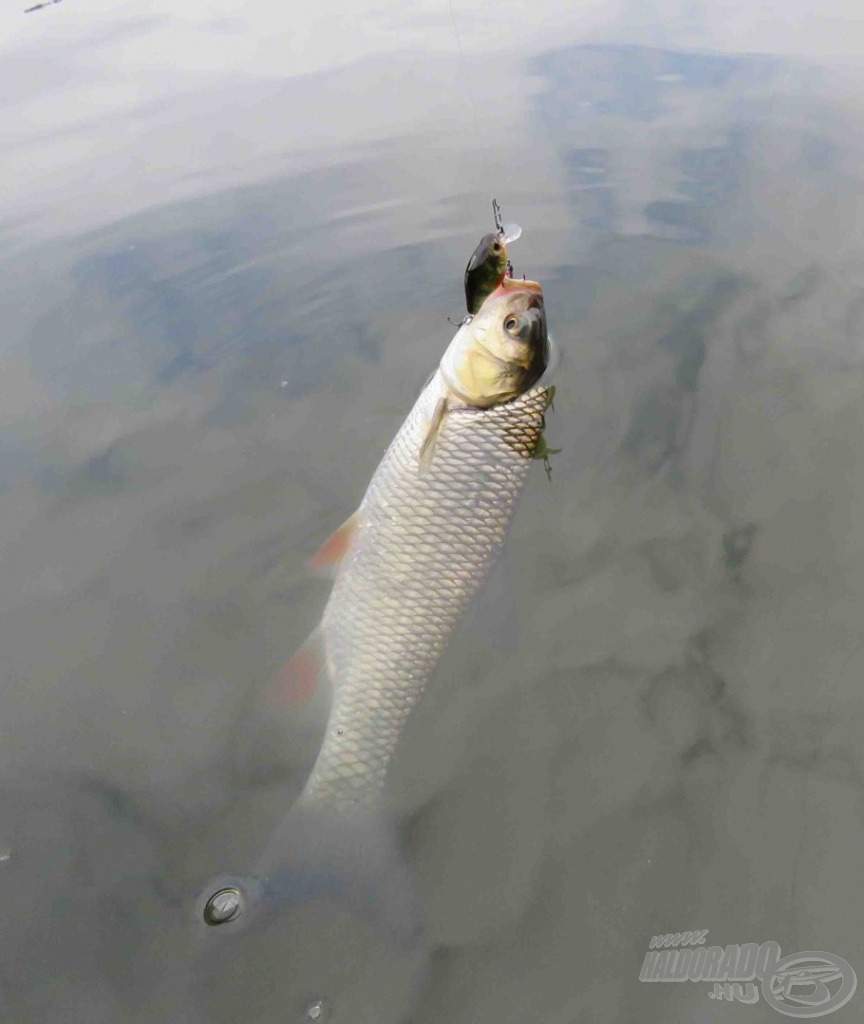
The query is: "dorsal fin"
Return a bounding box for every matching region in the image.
[307,510,360,574]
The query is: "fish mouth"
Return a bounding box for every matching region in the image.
[441,272,549,407]
[485,277,548,393]
[490,276,543,303]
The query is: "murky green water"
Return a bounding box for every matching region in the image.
[3,3,864,1020]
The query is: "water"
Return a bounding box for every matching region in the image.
[3,0,864,1020]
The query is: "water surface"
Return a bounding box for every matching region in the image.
[3,1,864,1020]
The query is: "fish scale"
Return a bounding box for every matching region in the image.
[301,370,550,811]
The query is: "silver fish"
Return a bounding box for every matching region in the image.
[299,276,551,810]
[199,275,553,938]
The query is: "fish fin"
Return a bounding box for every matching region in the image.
[195,805,425,950]
[418,397,448,475]
[228,629,332,783]
[307,510,360,575]
[271,629,329,707]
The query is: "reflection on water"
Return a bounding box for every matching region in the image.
[3,21,864,1024]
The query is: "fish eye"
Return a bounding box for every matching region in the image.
[504,314,520,334]
[492,241,502,252]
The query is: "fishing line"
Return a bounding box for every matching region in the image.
[446,0,483,146]
[445,0,496,200]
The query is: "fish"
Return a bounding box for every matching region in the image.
[296,276,549,810]
[464,231,509,314]
[198,273,554,944]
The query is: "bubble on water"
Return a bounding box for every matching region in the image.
[203,886,243,925]
[303,998,330,1022]
[0,847,11,863]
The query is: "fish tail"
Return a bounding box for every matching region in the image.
[195,804,424,948]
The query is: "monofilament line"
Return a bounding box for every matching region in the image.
[446,0,495,194]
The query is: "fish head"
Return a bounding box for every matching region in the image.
[464,232,509,314]
[443,277,548,407]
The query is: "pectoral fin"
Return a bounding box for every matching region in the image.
[418,397,448,474]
